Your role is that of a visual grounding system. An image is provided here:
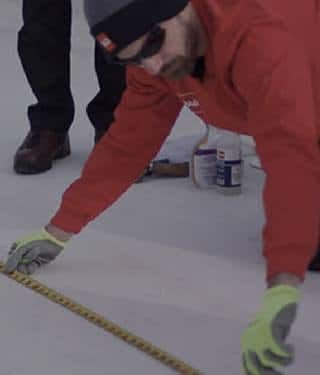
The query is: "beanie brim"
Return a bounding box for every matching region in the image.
[92,0,189,55]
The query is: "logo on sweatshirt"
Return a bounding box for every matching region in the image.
[185,98,200,109]
[178,92,204,115]
[97,32,117,53]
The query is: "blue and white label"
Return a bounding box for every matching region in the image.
[216,149,242,188]
[193,148,217,188]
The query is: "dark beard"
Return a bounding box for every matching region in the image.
[159,22,200,80]
[160,57,196,80]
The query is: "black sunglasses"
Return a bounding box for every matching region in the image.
[114,25,166,66]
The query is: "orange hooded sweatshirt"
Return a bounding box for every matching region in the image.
[51,0,320,281]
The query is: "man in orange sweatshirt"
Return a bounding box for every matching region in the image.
[4,0,320,373]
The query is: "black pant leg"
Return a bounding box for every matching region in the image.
[86,42,126,132]
[18,0,74,133]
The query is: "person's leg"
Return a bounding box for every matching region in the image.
[18,0,74,132]
[86,42,126,144]
[14,0,73,174]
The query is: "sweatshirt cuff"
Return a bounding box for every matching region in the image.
[266,253,310,282]
[50,208,88,234]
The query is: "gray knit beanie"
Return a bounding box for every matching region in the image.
[84,0,189,55]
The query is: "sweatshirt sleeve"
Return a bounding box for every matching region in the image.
[51,68,182,233]
[232,22,320,280]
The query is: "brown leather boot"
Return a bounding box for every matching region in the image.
[14,130,71,174]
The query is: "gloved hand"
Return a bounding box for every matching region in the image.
[242,285,299,375]
[4,228,65,275]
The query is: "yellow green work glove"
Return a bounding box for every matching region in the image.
[4,228,65,275]
[242,285,300,375]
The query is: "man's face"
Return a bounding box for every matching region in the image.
[116,15,200,80]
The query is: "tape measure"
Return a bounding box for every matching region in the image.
[0,262,205,375]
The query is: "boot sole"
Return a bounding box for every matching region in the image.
[14,150,71,174]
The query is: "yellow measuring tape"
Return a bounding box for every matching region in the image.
[0,262,205,375]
